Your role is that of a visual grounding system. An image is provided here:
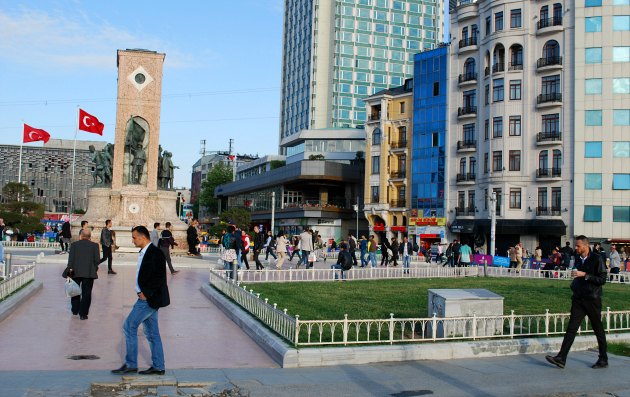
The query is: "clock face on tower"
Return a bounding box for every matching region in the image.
[127,66,153,91]
[128,203,140,214]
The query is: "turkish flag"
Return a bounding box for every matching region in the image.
[78,109,104,135]
[23,124,51,143]
[228,155,235,161]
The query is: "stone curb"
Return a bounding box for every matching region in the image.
[0,279,43,323]
[201,282,630,368]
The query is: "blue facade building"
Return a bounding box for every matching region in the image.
[411,46,448,244]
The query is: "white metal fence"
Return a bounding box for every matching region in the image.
[2,241,58,249]
[209,269,630,347]
[0,265,35,301]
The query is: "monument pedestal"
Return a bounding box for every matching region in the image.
[74,187,188,251]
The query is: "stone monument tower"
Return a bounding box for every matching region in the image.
[77,49,187,250]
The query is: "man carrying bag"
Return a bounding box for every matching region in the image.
[63,229,100,320]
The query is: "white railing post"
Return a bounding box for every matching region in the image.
[343,314,349,346]
[432,313,437,341]
[472,313,477,340]
[606,307,611,332]
[545,309,549,335]
[294,315,300,347]
[389,313,395,345]
[510,310,515,338]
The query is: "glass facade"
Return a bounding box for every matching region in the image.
[280,0,442,143]
[412,46,448,217]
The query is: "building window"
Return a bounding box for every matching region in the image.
[400,102,406,114]
[469,157,477,175]
[495,12,504,31]
[615,0,630,5]
[484,153,489,173]
[551,188,561,210]
[539,150,549,170]
[613,142,630,157]
[459,158,467,175]
[613,16,630,31]
[509,150,521,171]
[586,0,602,6]
[509,188,521,209]
[371,186,379,203]
[486,16,491,35]
[433,82,440,96]
[585,173,603,190]
[484,189,489,210]
[586,47,603,63]
[585,79,603,95]
[613,109,630,125]
[493,151,503,172]
[613,174,630,189]
[613,47,630,62]
[372,128,381,145]
[468,191,476,210]
[585,110,603,126]
[584,206,602,222]
[493,78,504,102]
[463,123,475,143]
[613,78,630,94]
[371,156,380,174]
[538,187,548,209]
[484,84,490,105]
[484,119,489,140]
[585,16,603,32]
[493,117,503,138]
[493,188,502,214]
[509,80,521,100]
[613,206,630,222]
[541,74,561,96]
[585,142,603,158]
[510,9,522,28]
[509,116,521,136]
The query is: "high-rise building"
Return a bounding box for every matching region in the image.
[279,0,445,151]
[573,1,630,242]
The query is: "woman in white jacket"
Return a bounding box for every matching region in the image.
[275,231,289,269]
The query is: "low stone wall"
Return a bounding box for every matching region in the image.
[0,280,43,322]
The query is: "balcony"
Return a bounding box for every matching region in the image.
[492,63,505,74]
[458,72,478,87]
[390,171,406,180]
[508,62,523,71]
[458,37,478,53]
[456,173,476,183]
[455,207,475,216]
[390,140,408,149]
[457,140,477,152]
[537,16,563,35]
[367,112,381,123]
[537,56,563,72]
[536,92,562,108]
[536,131,562,145]
[455,0,479,22]
[536,207,562,217]
[390,200,407,208]
[457,105,477,119]
[536,168,562,179]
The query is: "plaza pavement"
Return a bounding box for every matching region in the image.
[1,251,630,396]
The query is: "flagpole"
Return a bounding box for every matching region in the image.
[18,124,24,185]
[69,106,79,216]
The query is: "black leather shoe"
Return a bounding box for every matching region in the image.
[138,366,165,375]
[111,364,137,374]
[108,270,117,274]
[592,360,608,369]
[80,315,88,320]
[171,270,180,274]
[545,355,565,369]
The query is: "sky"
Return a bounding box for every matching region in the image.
[0,0,284,188]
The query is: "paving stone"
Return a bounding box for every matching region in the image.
[177,388,211,396]
[155,385,178,397]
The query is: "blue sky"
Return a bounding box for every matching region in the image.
[0,0,284,187]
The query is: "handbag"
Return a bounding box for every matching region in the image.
[64,278,81,298]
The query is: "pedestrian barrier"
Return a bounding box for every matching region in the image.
[0,265,35,301]
[208,269,630,347]
[2,241,59,249]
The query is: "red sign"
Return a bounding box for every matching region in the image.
[391,226,407,232]
[420,234,440,239]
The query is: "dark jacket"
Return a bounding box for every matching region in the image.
[186,225,198,244]
[253,232,264,251]
[100,227,112,247]
[398,241,414,256]
[61,221,72,238]
[67,239,100,279]
[138,244,170,309]
[570,249,607,300]
[160,229,176,248]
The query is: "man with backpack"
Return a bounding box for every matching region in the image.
[347,233,358,267]
[331,242,353,280]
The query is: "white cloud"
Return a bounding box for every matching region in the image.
[0,7,200,70]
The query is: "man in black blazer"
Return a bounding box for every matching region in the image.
[66,228,100,320]
[112,226,170,376]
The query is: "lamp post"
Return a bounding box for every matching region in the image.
[490,192,497,257]
[353,195,359,236]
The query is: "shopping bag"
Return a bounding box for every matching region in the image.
[64,278,81,298]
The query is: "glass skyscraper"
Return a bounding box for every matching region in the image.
[412,45,448,218]
[279,0,444,151]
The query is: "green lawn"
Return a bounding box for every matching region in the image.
[246,278,630,320]
[609,342,630,357]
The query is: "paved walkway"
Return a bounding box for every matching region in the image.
[0,255,276,371]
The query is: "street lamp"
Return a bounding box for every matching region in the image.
[353,196,359,236]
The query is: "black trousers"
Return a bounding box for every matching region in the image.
[187,240,197,255]
[289,248,301,261]
[381,251,389,266]
[241,250,250,270]
[558,297,607,361]
[70,277,94,317]
[349,249,358,266]
[160,246,176,273]
[253,249,264,270]
[100,245,113,270]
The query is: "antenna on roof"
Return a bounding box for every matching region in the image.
[200,140,206,156]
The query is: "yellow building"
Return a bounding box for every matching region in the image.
[363,80,413,242]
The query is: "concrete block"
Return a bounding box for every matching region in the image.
[0,280,43,323]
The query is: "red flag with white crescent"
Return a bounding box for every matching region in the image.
[78,109,105,135]
[23,124,51,143]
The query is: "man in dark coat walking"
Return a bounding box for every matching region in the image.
[66,228,100,320]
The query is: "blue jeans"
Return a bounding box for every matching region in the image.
[236,249,242,269]
[402,255,411,273]
[360,249,367,266]
[0,241,4,262]
[123,299,164,370]
[224,260,235,279]
[331,264,345,279]
[369,252,377,268]
[298,250,310,267]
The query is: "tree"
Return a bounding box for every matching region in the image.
[270,160,286,170]
[199,162,233,214]
[2,182,33,202]
[0,182,45,234]
[308,154,325,161]
[219,208,252,231]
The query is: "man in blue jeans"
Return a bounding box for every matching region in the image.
[112,226,170,376]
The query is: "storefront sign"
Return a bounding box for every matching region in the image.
[408,227,416,234]
[391,226,406,232]
[409,217,446,226]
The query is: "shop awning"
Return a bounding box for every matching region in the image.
[449,219,475,234]
[475,219,566,235]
